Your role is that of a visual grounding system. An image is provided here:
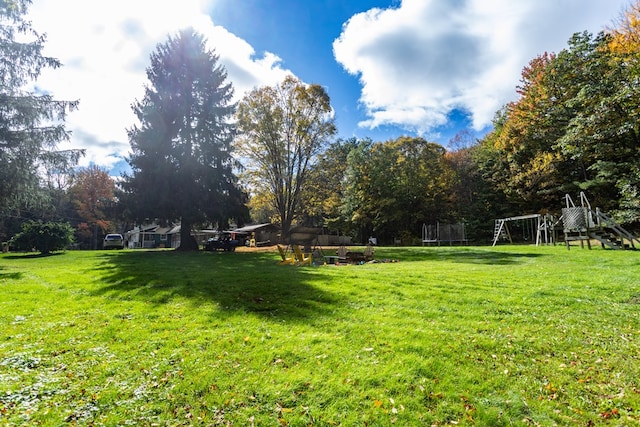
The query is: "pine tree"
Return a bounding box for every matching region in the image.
[0,0,81,229]
[122,28,247,250]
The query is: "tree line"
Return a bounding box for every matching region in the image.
[2,0,639,250]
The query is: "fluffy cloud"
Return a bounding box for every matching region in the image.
[333,0,628,134]
[27,0,291,169]
[24,0,628,169]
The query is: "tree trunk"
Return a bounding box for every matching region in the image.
[280,217,292,244]
[177,218,199,251]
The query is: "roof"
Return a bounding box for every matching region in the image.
[289,226,322,243]
[289,226,322,234]
[167,225,181,234]
[233,223,279,233]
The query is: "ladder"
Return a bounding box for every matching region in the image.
[492,219,512,246]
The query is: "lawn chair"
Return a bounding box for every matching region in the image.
[337,245,347,260]
[277,244,296,265]
[293,245,312,266]
[364,244,375,262]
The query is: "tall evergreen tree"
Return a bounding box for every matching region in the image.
[122,28,247,251]
[0,0,82,238]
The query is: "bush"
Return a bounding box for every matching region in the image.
[10,221,75,254]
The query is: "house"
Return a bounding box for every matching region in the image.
[125,223,250,249]
[125,224,177,248]
[125,223,279,249]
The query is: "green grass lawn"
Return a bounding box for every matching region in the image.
[1,245,639,426]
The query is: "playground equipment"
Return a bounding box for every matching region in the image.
[492,192,639,249]
[492,214,554,246]
[422,222,468,246]
[560,192,640,250]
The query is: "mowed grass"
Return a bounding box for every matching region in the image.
[1,245,639,426]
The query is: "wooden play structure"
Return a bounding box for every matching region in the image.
[422,222,468,246]
[560,192,639,250]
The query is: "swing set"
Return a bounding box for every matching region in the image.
[492,214,554,246]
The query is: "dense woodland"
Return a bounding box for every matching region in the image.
[2,0,639,248]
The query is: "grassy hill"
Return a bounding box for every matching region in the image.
[1,245,639,425]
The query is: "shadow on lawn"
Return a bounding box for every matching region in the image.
[0,265,23,280]
[3,252,65,259]
[378,246,545,265]
[90,250,340,322]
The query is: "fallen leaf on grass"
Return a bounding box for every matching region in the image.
[600,408,619,419]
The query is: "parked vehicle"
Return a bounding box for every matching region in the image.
[103,233,124,249]
[204,232,238,252]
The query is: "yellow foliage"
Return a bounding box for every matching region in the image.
[607,1,640,55]
[513,152,559,191]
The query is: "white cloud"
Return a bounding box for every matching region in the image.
[333,0,629,134]
[24,0,629,168]
[27,0,291,170]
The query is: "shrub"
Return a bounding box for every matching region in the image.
[10,221,75,254]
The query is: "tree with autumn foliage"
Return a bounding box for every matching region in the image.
[342,137,455,244]
[445,130,506,241]
[601,1,640,222]
[479,51,576,212]
[68,165,116,249]
[608,1,640,55]
[301,137,361,231]
[236,76,336,238]
[479,12,640,225]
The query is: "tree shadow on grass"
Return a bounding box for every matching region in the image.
[376,246,545,265]
[3,252,65,259]
[0,265,23,280]
[90,250,342,322]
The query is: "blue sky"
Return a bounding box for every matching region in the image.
[209,0,410,141]
[208,0,477,145]
[27,0,630,172]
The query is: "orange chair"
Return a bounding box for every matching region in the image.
[293,245,312,266]
[277,245,296,265]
